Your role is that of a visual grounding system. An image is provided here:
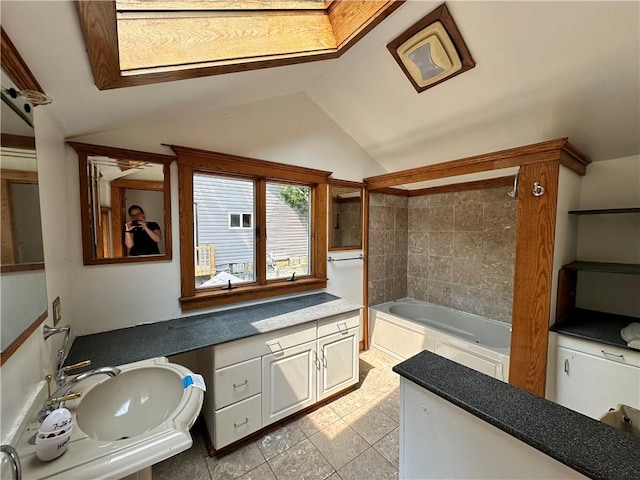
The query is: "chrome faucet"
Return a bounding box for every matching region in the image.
[43,324,71,387]
[1,444,21,480]
[35,367,121,425]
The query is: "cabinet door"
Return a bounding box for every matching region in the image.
[317,328,359,401]
[555,347,640,418]
[262,341,317,426]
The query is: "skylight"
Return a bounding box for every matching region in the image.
[76,0,404,90]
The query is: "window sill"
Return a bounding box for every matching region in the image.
[180,277,328,311]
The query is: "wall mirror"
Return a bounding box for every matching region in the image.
[68,142,174,265]
[0,68,48,363]
[329,181,363,251]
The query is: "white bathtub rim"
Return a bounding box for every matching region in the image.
[371,297,511,329]
[370,298,511,356]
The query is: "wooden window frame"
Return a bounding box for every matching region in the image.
[172,145,331,311]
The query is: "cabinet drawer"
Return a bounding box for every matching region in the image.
[318,311,360,338]
[556,335,640,367]
[214,357,261,410]
[214,322,317,368]
[214,394,262,449]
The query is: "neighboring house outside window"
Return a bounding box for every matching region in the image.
[228,212,253,229]
[175,146,329,310]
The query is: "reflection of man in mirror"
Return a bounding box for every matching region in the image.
[124,205,161,256]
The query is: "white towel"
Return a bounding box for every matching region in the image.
[620,322,640,349]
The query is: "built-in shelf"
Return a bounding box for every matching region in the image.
[568,207,640,215]
[551,308,639,350]
[562,261,640,275]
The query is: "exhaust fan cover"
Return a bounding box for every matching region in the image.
[388,4,475,93]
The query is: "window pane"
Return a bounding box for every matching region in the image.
[266,183,311,280]
[194,174,255,288]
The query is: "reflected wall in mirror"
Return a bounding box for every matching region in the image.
[1,60,48,363]
[329,180,363,251]
[68,142,174,265]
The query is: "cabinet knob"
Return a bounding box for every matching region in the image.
[564,358,570,373]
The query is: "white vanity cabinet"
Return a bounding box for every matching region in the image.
[554,335,640,418]
[262,340,317,426]
[316,317,359,401]
[199,310,360,451]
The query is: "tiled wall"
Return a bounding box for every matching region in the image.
[331,198,362,248]
[368,187,517,324]
[368,193,408,305]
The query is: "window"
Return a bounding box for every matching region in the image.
[174,146,330,310]
[229,212,253,229]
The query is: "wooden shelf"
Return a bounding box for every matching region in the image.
[562,261,640,275]
[568,207,640,215]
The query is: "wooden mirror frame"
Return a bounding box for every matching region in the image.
[68,142,174,265]
[328,179,363,251]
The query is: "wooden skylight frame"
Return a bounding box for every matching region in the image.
[75,0,405,90]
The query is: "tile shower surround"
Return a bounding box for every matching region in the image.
[368,188,517,323]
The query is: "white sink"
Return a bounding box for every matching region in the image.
[76,366,186,441]
[15,357,204,480]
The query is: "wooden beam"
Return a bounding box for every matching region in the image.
[369,187,409,196]
[67,141,176,164]
[171,145,332,183]
[364,138,574,190]
[0,169,38,183]
[0,310,48,366]
[328,1,404,50]
[407,176,514,196]
[75,1,122,91]
[1,134,36,150]
[0,27,45,93]
[110,179,164,190]
[509,160,560,397]
[559,141,591,175]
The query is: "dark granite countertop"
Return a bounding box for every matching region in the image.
[393,350,640,480]
[65,293,361,372]
[551,308,640,351]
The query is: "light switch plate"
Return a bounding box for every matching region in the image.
[53,297,61,326]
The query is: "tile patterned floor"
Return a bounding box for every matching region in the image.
[153,349,401,480]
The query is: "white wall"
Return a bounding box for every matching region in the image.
[550,165,582,324]
[575,155,640,317]
[547,165,582,399]
[0,107,71,443]
[66,92,384,334]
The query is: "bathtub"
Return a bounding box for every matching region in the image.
[370,299,511,381]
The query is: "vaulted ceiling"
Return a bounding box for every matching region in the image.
[2,1,639,174]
